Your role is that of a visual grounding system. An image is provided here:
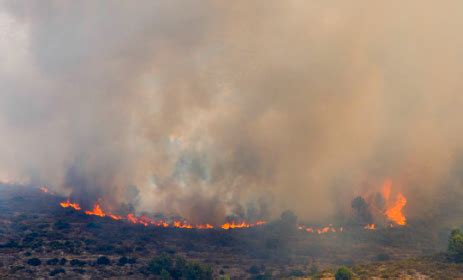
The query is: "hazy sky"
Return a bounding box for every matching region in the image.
[1,1,463,224]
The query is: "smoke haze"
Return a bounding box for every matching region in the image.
[1,0,463,224]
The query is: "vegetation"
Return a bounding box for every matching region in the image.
[351,255,463,279]
[335,266,353,280]
[351,196,372,224]
[53,220,70,230]
[448,229,463,262]
[148,254,213,280]
[96,256,111,265]
[26,258,41,266]
[49,268,65,276]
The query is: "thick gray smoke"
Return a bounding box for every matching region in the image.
[1,1,463,224]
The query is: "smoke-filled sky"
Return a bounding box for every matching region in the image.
[1,1,463,224]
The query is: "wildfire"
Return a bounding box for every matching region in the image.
[196,224,214,229]
[385,192,407,225]
[85,203,105,217]
[298,224,342,234]
[59,199,265,230]
[381,180,407,226]
[59,199,81,211]
[220,221,266,230]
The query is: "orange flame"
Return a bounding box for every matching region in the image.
[385,192,407,225]
[381,180,407,226]
[85,203,105,217]
[173,221,194,229]
[60,199,81,211]
[221,221,249,230]
[59,200,265,230]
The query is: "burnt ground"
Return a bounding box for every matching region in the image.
[0,184,459,279]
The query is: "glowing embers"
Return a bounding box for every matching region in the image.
[298,224,343,234]
[364,224,376,230]
[59,199,81,211]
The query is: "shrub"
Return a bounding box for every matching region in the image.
[335,266,353,280]
[118,256,128,266]
[46,258,59,265]
[160,269,171,279]
[251,273,272,280]
[184,262,213,280]
[49,268,65,276]
[54,220,70,230]
[70,259,86,266]
[248,265,260,274]
[26,258,41,266]
[376,253,391,261]
[147,254,213,280]
[310,264,319,275]
[96,256,111,265]
[148,254,173,274]
[290,269,305,277]
[448,229,463,262]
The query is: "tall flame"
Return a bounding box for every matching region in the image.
[381,180,407,226]
[385,192,407,225]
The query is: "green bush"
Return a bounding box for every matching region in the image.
[184,262,213,280]
[335,266,353,280]
[148,254,173,274]
[148,254,212,280]
[448,229,463,262]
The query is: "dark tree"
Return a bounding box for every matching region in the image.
[280,210,298,227]
[351,196,372,224]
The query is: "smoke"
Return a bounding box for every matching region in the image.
[1,0,463,224]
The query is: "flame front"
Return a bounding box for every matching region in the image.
[59,200,266,230]
[60,199,81,211]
